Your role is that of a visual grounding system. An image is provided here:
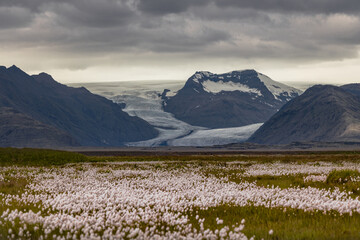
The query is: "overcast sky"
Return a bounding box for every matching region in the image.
[1,0,360,84]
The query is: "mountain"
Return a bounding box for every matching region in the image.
[0,65,158,147]
[162,70,301,128]
[341,83,360,97]
[0,107,79,148]
[248,85,360,144]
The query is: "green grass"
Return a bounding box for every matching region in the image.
[327,169,360,184]
[0,148,88,166]
[215,173,360,198]
[0,173,43,239]
[188,205,360,240]
[242,174,306,188]
[88,153,360,164]
[233,171,360,197]
[2,205,360,239]
[0,202,57,240]
[0,177,28,195]
[2,147,360,167]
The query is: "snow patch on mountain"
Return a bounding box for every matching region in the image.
[163,89,179,97]
[192,72,213,84]
[202,80,262,96]
[257,73,302,100]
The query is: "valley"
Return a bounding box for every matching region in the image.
[70,80,264,146]
[70,70,303,147]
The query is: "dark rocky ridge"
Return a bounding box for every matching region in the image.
[341,83,360,97]
[0,65,158,146]
[0,107,79,148]
[248,85,360,144]
[163,70,301,128]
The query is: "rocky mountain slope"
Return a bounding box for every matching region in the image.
[0,107,79,147]
[162,70,302,128]
[248,85,360,144]
[341,83,360,97]
[0,65,158,147]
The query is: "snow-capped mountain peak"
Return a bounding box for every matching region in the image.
[162,69,302,129]
[186,69,302,101]
[192,71,214,83]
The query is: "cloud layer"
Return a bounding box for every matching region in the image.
[1,0,360,82]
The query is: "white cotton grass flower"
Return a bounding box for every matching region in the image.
[304,175,327,183]
[219,227,228,238]
[234,224,245,232]
[216,218,224,224]
[269,229,274,235]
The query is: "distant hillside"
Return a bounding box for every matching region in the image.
[162,70,302,128]
[0,107,78,148]
[248,85,360,144]
[0,65,158,147]
[341,83,360,97]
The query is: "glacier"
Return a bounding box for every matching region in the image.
[168,123,263,146]
[70,80,262,146]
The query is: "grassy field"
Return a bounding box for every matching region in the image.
[189,206,360,240]
[0,148,88,166]
[2,147,360,166]
[1,148,360,239]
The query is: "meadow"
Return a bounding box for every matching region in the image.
[1,148,360,239]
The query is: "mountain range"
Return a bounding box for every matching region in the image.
[162,70,302,128]
[2,65,360,148]
[0,65,158,147]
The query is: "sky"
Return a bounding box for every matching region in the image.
[1,0,360,85]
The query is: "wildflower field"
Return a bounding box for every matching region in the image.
[1,149,360,239]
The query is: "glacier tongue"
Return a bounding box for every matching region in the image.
[69,80,263,146]
[111,94,205,147]
[168,123,263,146]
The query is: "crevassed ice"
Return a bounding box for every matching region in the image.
[202,80,262,96]
[169,123,262,146]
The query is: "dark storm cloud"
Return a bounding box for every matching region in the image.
[136,0,209,15]
[0,0,45,11]
[56,21,232,54]
[214,0,360,14]
[1,0,360,72]
[190,4,271,23]
[135,0,360,15]
[0,7,34,28]
[0,0,136,28]
[49,1,135,28]
[142,26,232,53]
[2,0,360,15]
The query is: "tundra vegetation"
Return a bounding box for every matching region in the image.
[1,148,360,239]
